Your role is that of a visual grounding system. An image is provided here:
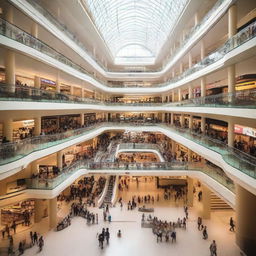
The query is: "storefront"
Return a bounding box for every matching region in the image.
[234,125,256,155]
[16,75,34,87]
[1,200,35,227]
[12,119,35,141]
[205,118,228,142]
[40,78,56,91]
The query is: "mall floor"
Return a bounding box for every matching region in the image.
[3,178,240,256]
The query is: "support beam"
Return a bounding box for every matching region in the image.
[5,50,15,91]
[187,177,194,207]
[228,120,234,148]
[3,118,13,142]
[228,5,237,38]
[34,117,41,136]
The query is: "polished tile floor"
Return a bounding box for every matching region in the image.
[3,178,241,256]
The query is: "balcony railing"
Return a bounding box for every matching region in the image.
[0,122,255,179]
[0,84,255,108]
[14,160,234,193]
[0,18,255,88]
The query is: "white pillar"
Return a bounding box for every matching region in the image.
[228,120,234,147]
[57,151,63,169]
[171,140,176,154]
[56,72,61,93]
[3,118,13,142]
[172,69,175,78]
[31,23,38,38]
[34,117,41,136]
[180,114,184,127]
[188,52,192,68]
[200,77,206,97]
[200,40,205,61]
[34,199,46,223]
[5,50,15,91]
[170,113,174,125]
[5,5,13,23]
[194,12,199,26]
[228,5,237,38]
[81,89,85,98]
[49,198,57,229]
[188,85,193,99]
[178,89,182,101]
[201,117,205,133]
[80,113,85,126]
[180,62,183,74]
[34,76,41,89]
[70,86,74,96]
[228,65,236,94]
[189,115,193,129]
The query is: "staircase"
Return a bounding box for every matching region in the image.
[210,192,232,210]
[101,175,116,207]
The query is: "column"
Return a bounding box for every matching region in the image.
[228,65,236,94]
[81,89,85,99]
[188,52,192,68]
[172,69,175,78]
[178,89,182,101]
[200,40,205,61]
[57,151,63,169]
[188,85,193,99]
[31,160,38,175]
[34,117,41,136]
[228,5,237,38]
[187,149,192,162]
[194,12,199,26]
[202,184,211,219]
[34,76,41,89]
[171,92,175,102]
[236,184,256,256]
[5,5,13,23]
[189,115,193,129]
[49,197,57,229]
[70,86,74,96]
[180,114,184,128]
[3,118,13,142]
[80,113,85,126]
[34,199,46,223]
[200,77,206,97]
[180,62,183,74]
[228,119,234,147]
[170,113,174,125]
[171,140,176,154]
[31,23,38,38]
[162,113,165,123]
[56,72,61,93]
[5,50,15,92]
[187,177,193,207]
[201,117,205,133]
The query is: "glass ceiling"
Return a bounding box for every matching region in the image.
[83,0,188,64]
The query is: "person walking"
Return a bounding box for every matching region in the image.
[209,240,217,256]
[203,226,208,240]
[197,217,202,230]
[105,228,110,244]
[38,236,44,252]
[229,217,235,232]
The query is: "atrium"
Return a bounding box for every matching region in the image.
[0,0,255,255]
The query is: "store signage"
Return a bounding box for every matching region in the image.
[41,78,56,85]
[235,125,256,138]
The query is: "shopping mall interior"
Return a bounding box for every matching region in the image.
[0,0,256,255]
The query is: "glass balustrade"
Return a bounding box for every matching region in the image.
[0,84,255,108]
[0,18,255,88]
[0,122,255,178]
[20,160,235,192]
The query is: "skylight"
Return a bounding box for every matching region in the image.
[82,0,188,64]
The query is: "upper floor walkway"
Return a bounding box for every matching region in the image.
[0,85,255,119]
[0,122,255,195]
[9,0,233,77]
[0,18,255,93]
